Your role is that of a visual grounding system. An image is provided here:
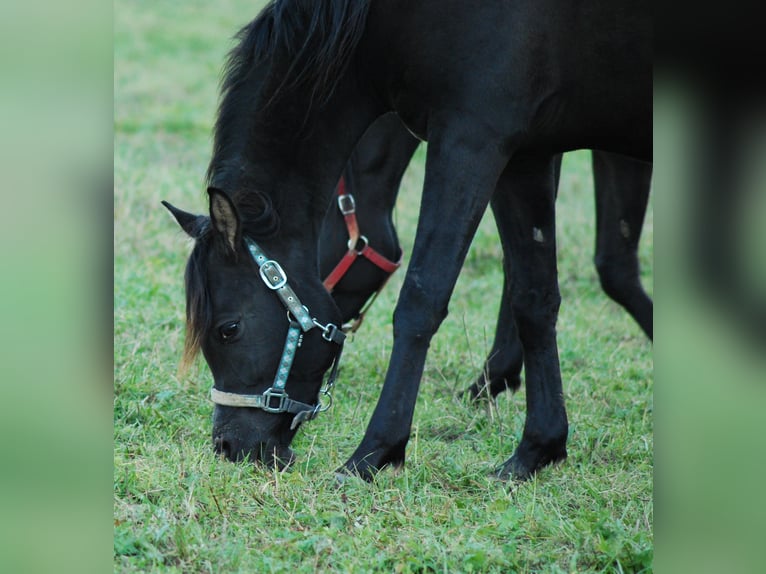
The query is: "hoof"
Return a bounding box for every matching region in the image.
[495,456,534,482]
[460,383,491,403]
[338,440,408,483]
[335,460,379,483]
[495,447,567,481]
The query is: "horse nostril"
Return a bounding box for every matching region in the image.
[213,436,232,459]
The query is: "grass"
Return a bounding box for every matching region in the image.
[114,1,653,571]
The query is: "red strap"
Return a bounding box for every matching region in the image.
[322,176,402,293]
[342,250,401,332]
[323,250,358,291]
[361,244,401,274]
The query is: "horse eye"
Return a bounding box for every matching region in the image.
[218,321,241,342]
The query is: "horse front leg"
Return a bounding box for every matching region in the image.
[338,126,509,481]
[493,153,569,480]
[592,150,653,340]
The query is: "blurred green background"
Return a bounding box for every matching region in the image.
[0,0,762,571]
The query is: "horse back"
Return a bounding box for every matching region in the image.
[360,0,651,160]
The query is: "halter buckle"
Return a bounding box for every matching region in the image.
[260,388,288,413]
[259,260,288,290]
[337,193,356,215]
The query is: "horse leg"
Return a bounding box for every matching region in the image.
[462,275,523,399]
[463,155,564,400]
[338,125,510,481]
[592,150,653,340]
[494,153,569,480]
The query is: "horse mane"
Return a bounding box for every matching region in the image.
[206,0,372,187]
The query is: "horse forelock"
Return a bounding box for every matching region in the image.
[181,237,213,372]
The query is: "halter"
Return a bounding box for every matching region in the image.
[210,238,346,430]
[322,177,402,332]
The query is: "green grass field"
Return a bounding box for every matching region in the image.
[114,1,653,571]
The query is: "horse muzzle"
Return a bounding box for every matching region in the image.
[213,433,296,469]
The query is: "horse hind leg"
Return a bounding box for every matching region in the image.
[462,236,523,401]
[463,155,565,401]
[493,153,569,480]
[592,150,653,341]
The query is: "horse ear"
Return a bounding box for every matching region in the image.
[161,201,209,238]
[207,187,241,252]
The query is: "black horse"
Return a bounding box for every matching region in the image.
[320,113,652,400]
[164,0,650,479]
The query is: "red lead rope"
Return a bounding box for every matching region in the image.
[322,177,402,329]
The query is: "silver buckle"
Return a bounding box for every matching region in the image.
[261,388,288,413]
[338,193,356,215]
[259,260,287,290]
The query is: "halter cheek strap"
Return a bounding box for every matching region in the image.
[209,238,345,429]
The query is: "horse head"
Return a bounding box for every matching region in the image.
[163,187,345,468]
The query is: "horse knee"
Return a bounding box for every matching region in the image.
[393,280,448,341]
[393,303,446,341]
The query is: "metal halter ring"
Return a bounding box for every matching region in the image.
[287,305,311,324]
[322,324,339,342]
[347,235,369,255]
[318,388,333,412]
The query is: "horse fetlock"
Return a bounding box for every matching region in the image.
[526,417,569,449]
[488,375,521,397]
